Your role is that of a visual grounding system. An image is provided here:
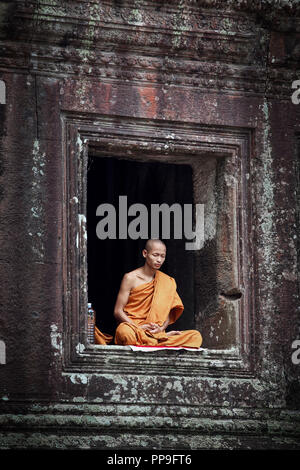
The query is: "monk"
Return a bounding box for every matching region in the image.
[113,239,202,348]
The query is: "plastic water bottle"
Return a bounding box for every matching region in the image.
[87,302,95,344]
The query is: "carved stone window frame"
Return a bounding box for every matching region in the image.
[62,111,256,378]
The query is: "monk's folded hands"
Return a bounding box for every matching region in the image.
[140,322,163,334]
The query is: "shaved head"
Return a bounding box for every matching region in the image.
[144,239,166,253]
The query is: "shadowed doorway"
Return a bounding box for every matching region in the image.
[86,155,195,338]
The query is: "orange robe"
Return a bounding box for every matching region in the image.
[94,326,113,345]
[115,270,202,348]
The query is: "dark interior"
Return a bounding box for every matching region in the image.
[86,155,195,338]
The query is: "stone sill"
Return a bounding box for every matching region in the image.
[66,341,250,377]
[89,344,237,356]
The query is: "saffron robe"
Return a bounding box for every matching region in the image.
[114,270,202,348]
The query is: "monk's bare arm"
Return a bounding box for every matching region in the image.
[113,274,160,331]
[113,274,135,325]
[165,311,182,335]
